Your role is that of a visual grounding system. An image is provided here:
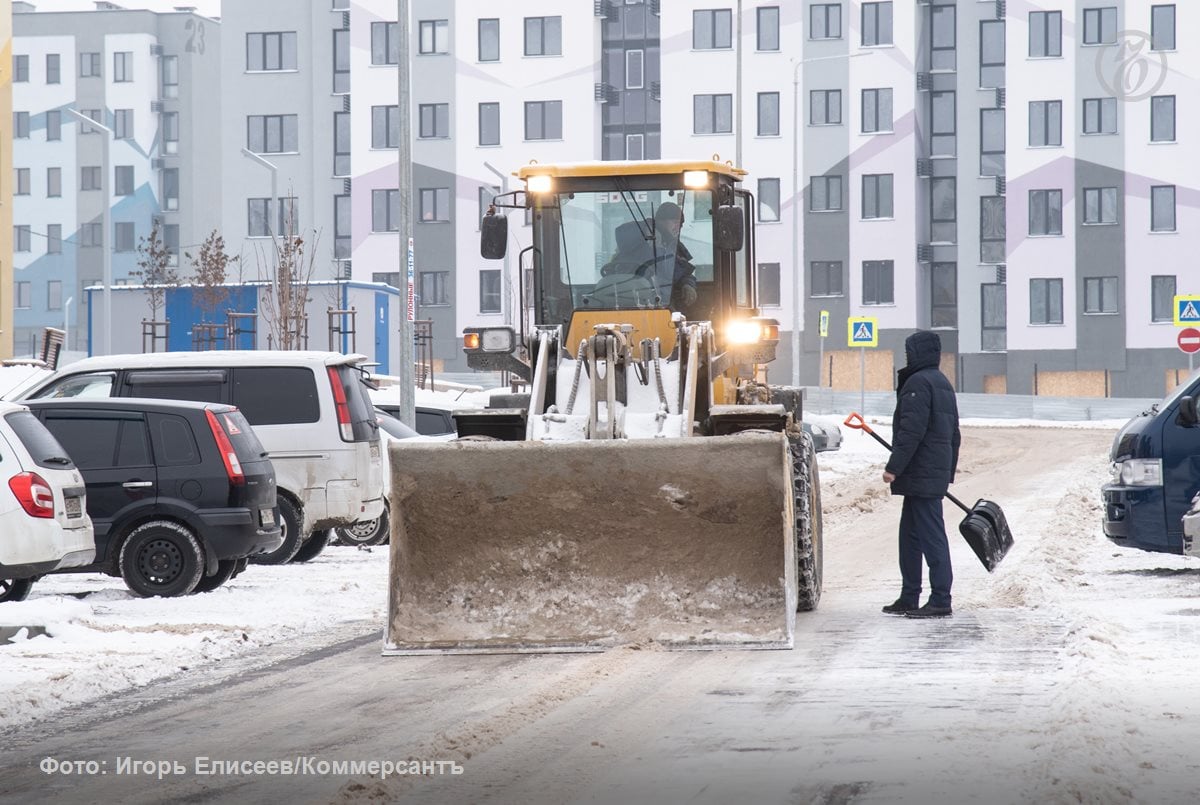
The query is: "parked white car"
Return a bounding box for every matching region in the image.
[0,400,95,602]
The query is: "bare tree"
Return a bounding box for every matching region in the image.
[257,200,321,350]
[187,230,239,322]
[131,220,180,322]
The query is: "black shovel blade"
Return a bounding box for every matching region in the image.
[957,499,1014,573]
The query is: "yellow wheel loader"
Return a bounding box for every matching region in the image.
[386,160,823,654]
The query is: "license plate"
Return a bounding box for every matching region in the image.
[260,507,274,527]
[65,496,82,518]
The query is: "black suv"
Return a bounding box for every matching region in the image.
[25,398,282,597]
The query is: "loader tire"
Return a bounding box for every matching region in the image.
[790,430,823,611]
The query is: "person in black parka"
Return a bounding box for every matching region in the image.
[881,330,961,619]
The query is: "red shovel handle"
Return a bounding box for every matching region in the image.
[843,411,894,452]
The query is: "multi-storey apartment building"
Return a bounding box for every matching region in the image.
[11,1,221,353]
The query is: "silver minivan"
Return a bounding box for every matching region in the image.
[17,351,382,565]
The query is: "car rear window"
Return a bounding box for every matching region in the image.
[232,367,320,425]
[214,409,268,461]
[333,365,377,442]
[4,411,76,470]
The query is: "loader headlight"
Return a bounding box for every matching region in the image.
[526,175,554,194]
[1115,458,1163,487]
[725,318,780,345]
[463,327,516,353]
[683,170,709,189]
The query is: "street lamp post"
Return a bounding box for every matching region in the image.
[240,147,280,301]
[790,51,874,388]
[65,108,112,355]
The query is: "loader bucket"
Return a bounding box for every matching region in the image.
[384,432,797,654]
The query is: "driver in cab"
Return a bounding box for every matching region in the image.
[600,201,698,314]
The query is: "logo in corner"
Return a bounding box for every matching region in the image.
[1096,30,1169,102]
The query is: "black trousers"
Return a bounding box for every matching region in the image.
[898,495,953,608]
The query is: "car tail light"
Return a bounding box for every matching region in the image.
[9,472,55,518]
[327,367,354,441]
[205,409,245,487]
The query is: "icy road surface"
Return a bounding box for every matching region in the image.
[4,419,1200,804]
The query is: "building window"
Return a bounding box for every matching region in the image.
[1029,189,1063,236]
[48,280,62,309]
[335,194,350,259]
[980,196,1006,263]
[478,185,500,227]
[114,109,134,140]
[524,100,562,140]
[694,93,733,134]
[810,89,841,125]
[1083,7,1117,45]
[15,281,31,308]
[1029,11,1062,57]
[479,18,500,62]
[1083,98,1117,134]
[114,222,135,252]
[1030,278,1064,324]
[247,114,298,153]
[693,9,732,49]
[373,189,401,231]
[161,168,179,211]
[47,167,62,198]
[1082,187,1118,225]
[863,260,894,305]
[861,174,893,219]
[931,177,956,242]
[371,105,399,149]
[478,102,500,146]
[1029,100,1062,146]
[81,222,102,247]
[480,270,502,314]
[80,51,101,77]
[980,109,1005,176]
[419,271,450,306]
[13,54,28,82]
[982,283,1007,350]
[79,109,101,134]
[371,21,399,65]
[15,225,32,253]
[419,188,450,223]
[810,261,843,297]
[626,50,644,90]
[862,2,893,46]
[758,263,780,306]
[81,166,101,191]
[1152,5,1175,51]
[163,224,180,264]
[757,6,780,51]
[980,19,1005,88]
[14,112,29,139]
[14,168,29,196]
[333,111,350,175]
[929,263,957,327]
[1151,185,1176,232]
[1152,275,1176,321]
[162,112,179,154]
[757,92,780,136]
[333,29,350,93]
[161,55,178,97]
[1151,95,1175,142]
[810,4,841,40]
[48,226,62,255]
[418,103,450,139]
[758,178,780,222]
[931,4,956,70]
[524,16,561,56]
[862,88,893,134]
[810,175,843,212]
[113,51,133,82]
[114,165,135,196]
[248,198,271,237]
[247,32,298,70]
[1084,277,1119,314]
[626,133,644,160]
[372,272,400,288]
[46,53,61,84]
[931,90,955,155]
[419,19,449,54]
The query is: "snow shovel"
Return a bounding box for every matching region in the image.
[842,412,1014,572]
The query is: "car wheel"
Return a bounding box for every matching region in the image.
[290,528,330,563]
[0,578,34,603]
[118,521,205,598]
[192,559,239,594]
[230,557,249,579]
[250,497,305,565]
[335,508,390,547]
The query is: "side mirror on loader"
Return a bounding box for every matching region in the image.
[714,206,744,252]
[481,213,508,260]
[1179,395,1199,427]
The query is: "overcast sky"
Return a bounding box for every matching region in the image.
[26,0,221,17]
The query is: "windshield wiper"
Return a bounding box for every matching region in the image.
[43,456,72,465]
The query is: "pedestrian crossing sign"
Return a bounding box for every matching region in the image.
[1175,295,1200,326]
[847,316,878,348]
